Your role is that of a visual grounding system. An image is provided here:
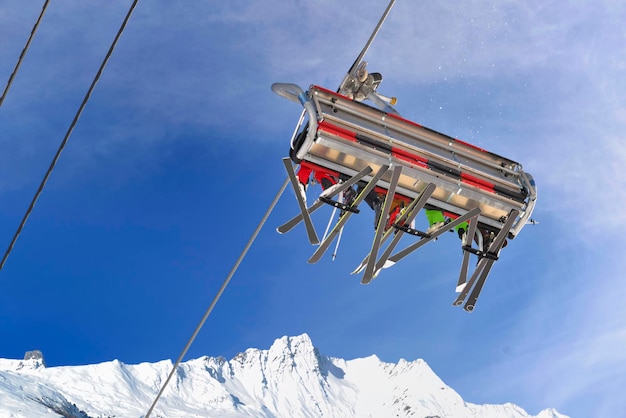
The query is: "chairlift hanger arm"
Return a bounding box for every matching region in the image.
[338,0,397,94]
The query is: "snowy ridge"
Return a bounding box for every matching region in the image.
[0,334,568,418]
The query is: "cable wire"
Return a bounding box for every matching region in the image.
[144,176,289,418]
[0,0,141,272]
[0,0,50,108]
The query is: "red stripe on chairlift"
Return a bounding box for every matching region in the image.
[461,178,494,193]
[371,186,410,202]
[391,147,429,169]
[386,112,423,129]
[443,210,460,220]
[299,161,341,178]
[300,162,410,200]
[461,172,494,189]
[317,121,358,142]
[454,138,488,153]
[312,85,338,96]
[387,112,489,156]
[312,85,493,157]
[312,85,353,101]
[317,122,496,196]
[460,172,496,193]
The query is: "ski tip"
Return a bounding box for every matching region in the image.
[455,283,466,293]
[360,269,380,285]
[382,260,395,269]
[351,263,366,275]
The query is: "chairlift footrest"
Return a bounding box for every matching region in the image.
[462,245,499,260]
[318,196,360,213]
[393,224,429,238]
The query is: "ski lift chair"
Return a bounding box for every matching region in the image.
[273,82,537,311]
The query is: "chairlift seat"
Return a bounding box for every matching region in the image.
[276,83,536,238]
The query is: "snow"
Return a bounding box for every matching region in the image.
[0,334,569,418]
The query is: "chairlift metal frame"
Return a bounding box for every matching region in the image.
[271,0,537,311]
[274,82,536,311]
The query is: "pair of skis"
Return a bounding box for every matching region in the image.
[280,157,374,245]
[351,177,433,283]
[353,197,481,284]
[453,209,519,311]
[280,157,517,311]
[281,157,391,261]
[280,162,404,282]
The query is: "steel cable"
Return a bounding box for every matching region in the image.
[0,0,50,107]
[0,0,141,271]
[144,177,289,418]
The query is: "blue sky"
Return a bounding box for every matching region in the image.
[1,1,624,416]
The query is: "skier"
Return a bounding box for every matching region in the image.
[296,164,358,209]
[425,209,467,239]
[425,209,508,250]
[366,191,409,231]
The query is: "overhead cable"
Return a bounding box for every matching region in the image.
[144,177,289,418]
[0,0,141,271]
[0,0,50,107]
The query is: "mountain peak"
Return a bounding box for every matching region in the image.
[270,333,315,354]
[24,349,46,366]
[267,333,317,361]
[0,335,570,418]
[0,350,47,373]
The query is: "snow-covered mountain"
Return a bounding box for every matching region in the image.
[0,334,567,418]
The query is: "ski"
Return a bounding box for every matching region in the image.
[277,166,373,234]
[282,158,319,245]
[452,209,519,311]
[463,258,497,312]
[360,166,403,284]
[371,183,437,275]
[308,165,390,264]
[384,207,482,269]
[351,218,398,275]
[453,210,517,308]
[456,214,479,292]
[351,183,435,275]
[277,199,326,235]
